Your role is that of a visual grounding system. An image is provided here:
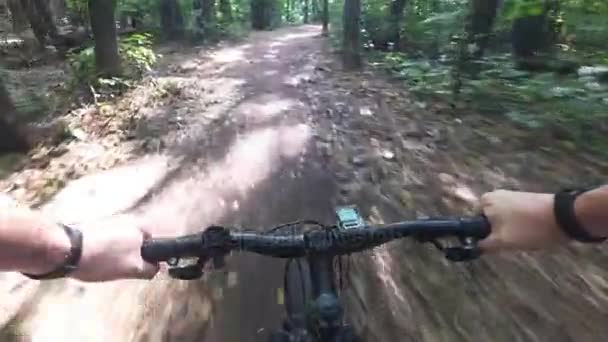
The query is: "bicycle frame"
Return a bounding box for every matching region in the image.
[282,253,353,342]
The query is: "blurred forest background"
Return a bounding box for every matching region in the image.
[0,1,607,341]
[1,0,607,157]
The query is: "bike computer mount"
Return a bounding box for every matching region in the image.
[334,205,482,262]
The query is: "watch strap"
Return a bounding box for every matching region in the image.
[23,224,83,280]
[554,189,606,243]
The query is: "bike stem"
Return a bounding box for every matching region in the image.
[309,254,344,340]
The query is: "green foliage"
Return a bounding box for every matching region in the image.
[378,51,608,154]
[66,0,89,21]
[119,33,158,77]
[68,46,96,85]
[68,33,157,90]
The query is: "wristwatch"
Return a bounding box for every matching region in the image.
[22,224,83,280]
[554,188,606,243]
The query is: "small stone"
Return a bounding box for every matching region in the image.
[452,185,477,204]
[438,173,455,184]
[351,155,367,166]
[487,135,501,145]
[381,149,395,161]
[399,190,413,207]
[360,106,373,116]
[48,145,69,157]
[71,128,88,141]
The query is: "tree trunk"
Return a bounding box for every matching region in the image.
[160,0,185,39]
[0,80,29,154]
[510,0,549,59]
[7,0,28,33]
[321,0,328,35]
[0,0,6,14]
[88,0,121,77]
[312,0,320,21]
[202,0,216,22]
[219,0,232,21]
[23,0,59,47]
[342,0,361,70]
[512,15,547,58]
[23,0,49,46]
[470,0,499,58]
[303,0,309,23]
[251,0,272,29]
[388,0,407,50]
[33,0,58,38]
[50,0,66,20]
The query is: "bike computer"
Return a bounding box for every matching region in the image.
[335,206,366,230]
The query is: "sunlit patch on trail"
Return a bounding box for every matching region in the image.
[233,94,297,122]
[41,155,172,222]
[264,70,279,76]
[211,46,247,63]
[273,30,318,42]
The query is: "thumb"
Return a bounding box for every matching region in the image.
[135,229,161,279]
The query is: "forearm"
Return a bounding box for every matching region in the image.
[0,197,70,275]
[575,185,608,238]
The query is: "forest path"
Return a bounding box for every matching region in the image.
[1,24,608,342]
[0,25,341,342]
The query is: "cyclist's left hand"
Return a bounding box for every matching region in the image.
[70,215,160,282]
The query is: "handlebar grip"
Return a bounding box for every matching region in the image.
[462,215,491,239]
[141,233,204,263]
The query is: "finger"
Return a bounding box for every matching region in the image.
[137,260,161,280]
[477,235,502,253]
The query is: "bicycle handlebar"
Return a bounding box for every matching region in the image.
[141,216,491,263]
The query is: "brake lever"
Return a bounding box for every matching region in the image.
[168,256,208,280]
[166,226,232,280]
[444,237,482,262]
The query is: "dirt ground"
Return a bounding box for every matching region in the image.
[1,25,608,342]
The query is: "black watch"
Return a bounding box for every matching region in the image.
[554,188,606,243]
[22,224,83,280]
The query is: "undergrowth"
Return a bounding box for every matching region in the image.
[68,32,158,95]
[375,51,608,157]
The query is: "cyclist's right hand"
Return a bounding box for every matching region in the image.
[478,190,569,252]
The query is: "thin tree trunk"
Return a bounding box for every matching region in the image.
[470,0,499,58]
[160,0,185,39]
[88,0,121,76]
[23,0,49,46]
[50,0,66,20]
[251,0,270,29]
[388,0,407,50]
[202,0,216,22]
[342,0,361,70]
[321,0,328,35]
[7,0,28,33]
[219,0,232,21]
[0,79,29,154]
[312,0,319,21]
[34,0,59,38]
[303,0,309,23]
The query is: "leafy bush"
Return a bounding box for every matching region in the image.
[67,46,96,85]
[68,33,158,88]
[119,33,158,78]
[378,51,608,155]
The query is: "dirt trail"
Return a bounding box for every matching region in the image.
[0,25,341,342]
[2,24,608,342]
